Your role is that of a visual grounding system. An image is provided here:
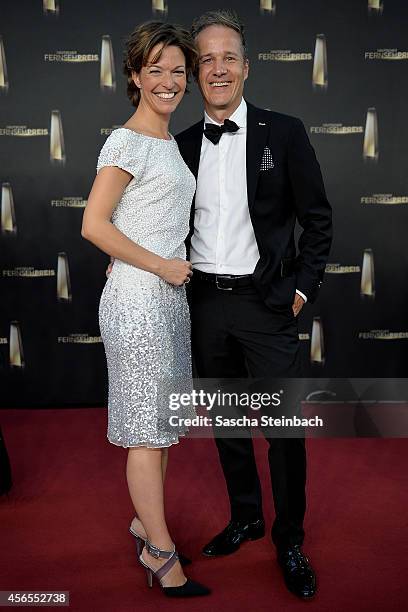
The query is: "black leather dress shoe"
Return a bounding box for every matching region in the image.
[202,519,265,556]
[277,545,316,598]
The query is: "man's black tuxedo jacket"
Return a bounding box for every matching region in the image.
[175,100,332,307]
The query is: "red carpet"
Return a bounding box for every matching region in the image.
[0,408,407,611]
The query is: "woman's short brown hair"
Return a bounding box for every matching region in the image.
[124,21,198,108]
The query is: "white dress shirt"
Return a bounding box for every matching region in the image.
[190,98,307,302]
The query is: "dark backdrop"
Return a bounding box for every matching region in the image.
[1,0,407,406]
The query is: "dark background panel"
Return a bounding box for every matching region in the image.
[1,0,407,405]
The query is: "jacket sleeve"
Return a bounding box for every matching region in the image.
[288,118,333,303]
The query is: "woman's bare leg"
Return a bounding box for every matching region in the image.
[126,447,185,587]
[161,447,169,480]
[130,447,168,539]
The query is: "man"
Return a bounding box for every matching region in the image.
[175,9,332,599]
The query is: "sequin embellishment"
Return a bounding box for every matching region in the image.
[97,129,196,448]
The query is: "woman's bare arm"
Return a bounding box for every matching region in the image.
[81,166,192,285]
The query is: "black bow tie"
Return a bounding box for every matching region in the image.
[203,119,239,144]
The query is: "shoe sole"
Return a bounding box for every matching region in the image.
[284,576,317,599]
[201,531,265,557]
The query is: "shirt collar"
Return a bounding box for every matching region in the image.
[204,97,247,128]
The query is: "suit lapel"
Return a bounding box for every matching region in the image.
[246,101,270,210]
[180,119,203,180]
[176,119,204,246]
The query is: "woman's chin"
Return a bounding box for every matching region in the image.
[155,101,181,115]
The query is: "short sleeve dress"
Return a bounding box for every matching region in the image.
[96,128,196,448]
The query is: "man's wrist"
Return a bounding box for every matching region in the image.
[295,289,307,303]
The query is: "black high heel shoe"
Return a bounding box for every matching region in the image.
[138,540,210,598]
[129,525,192,566]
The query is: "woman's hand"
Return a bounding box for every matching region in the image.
[158,258,193,286]
[106,256,114,278]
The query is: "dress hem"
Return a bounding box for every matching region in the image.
[107,432,189,449]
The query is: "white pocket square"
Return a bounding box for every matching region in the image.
[260,146,275,171]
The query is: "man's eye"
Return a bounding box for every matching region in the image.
[226,56,235,61]
[174,70,185,74]
[200,58,211,64]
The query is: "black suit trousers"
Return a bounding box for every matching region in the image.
[190,277,306,550]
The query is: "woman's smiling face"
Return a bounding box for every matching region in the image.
[133,43,187,116]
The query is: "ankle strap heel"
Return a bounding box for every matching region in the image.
[144,541,179,583]
[129,523,192,565]
[138,540,210,598]
[145,540,178,560]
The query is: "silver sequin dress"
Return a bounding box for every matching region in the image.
[96,128,196,448]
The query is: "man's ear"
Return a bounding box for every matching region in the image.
[244,58,249,81]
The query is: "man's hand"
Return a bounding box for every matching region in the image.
[292,293,305,317]
[106,256,114,278]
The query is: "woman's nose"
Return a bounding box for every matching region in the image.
[161,72,176,88]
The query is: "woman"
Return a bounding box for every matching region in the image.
[81,22,209,598]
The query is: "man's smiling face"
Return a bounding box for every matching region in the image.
[195,25,249,117]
